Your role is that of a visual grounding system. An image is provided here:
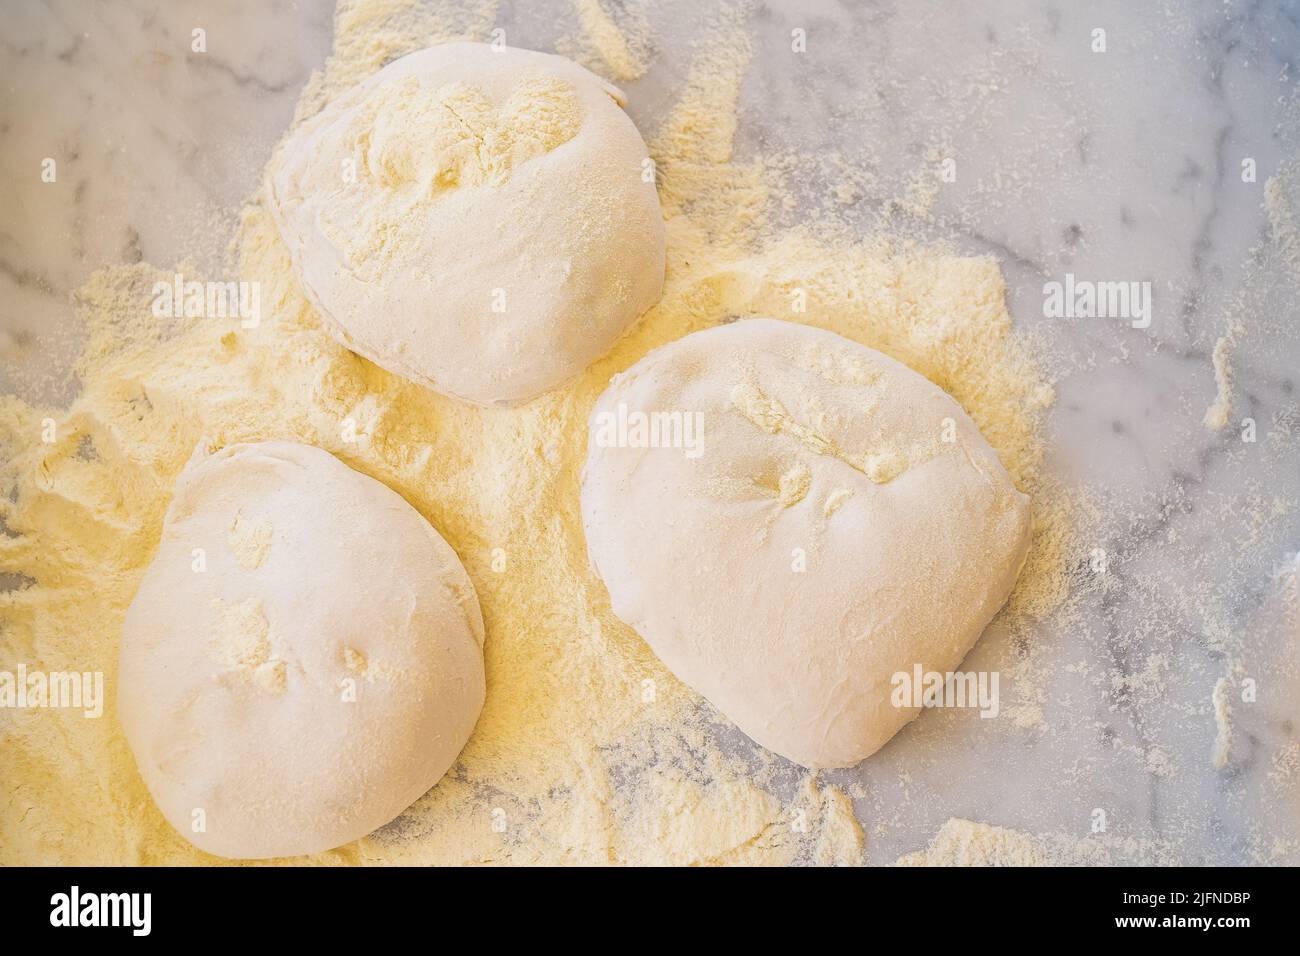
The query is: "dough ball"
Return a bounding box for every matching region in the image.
[268,42,666,405]
[118,441,485,859]
[580,319,1031,768]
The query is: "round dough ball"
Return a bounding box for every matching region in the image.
[118,441,485,859]
[268,42,666,406]
[580,319,1031,768]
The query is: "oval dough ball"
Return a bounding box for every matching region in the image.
[580,318,1031,768]
[118,441,485,859]
[268,42,666,405]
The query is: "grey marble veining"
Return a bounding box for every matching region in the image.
[1,0,1297,864]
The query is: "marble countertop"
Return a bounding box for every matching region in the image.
[2,0,1298,864]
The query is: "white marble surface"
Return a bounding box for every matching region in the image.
[2,0,1298,864]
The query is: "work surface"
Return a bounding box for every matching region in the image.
[2,0,1298,864]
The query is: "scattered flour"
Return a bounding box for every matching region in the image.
[897,818,1179,866]
[1202,327,1240,431]
[0,0,1073,865]
[1210,676,1233,770]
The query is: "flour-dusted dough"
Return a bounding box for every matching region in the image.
[118,441,485,859]
[580,318,1032,768]
[267,42,666,405]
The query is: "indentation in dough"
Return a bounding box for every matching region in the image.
[777,460,811,507]
[823,487,854,517]
[730,382,834,454]
[786,343,883,387]
[729,381,909,484]
[228,510,273,570]
[861,449,906,484]
[358,75,580,190]
[338,74,582,267]
[342,644,370,677]
[253,660,287,695]
[209,598,286,695]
